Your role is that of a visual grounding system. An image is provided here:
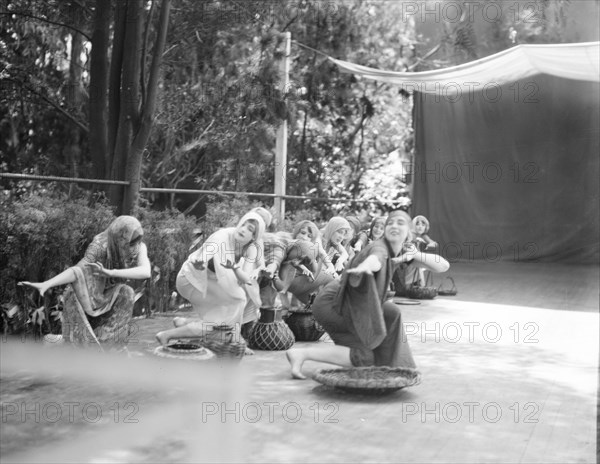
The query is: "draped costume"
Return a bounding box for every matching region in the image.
[176,212,265,328]
[312,239,417,368]
[61,216,144,348]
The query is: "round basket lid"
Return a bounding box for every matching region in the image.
[392,297,421,305]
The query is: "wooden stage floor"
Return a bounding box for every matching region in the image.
[1,261,598,463]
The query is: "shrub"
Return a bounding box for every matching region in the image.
[0,192,115,334]
[135,208,199,314]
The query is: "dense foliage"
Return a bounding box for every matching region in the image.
[0,0,588,332]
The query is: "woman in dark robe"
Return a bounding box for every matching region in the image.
[285,210,450,379]
[19,216,151,349]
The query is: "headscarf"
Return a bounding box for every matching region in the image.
[250,207,273,230]
[104,216,144,269]
[292,220,321,243]
[412,215,430,233]
[237,211,266,244]
[185,211,265,306]
[345,216,362,235]
[322,216,351,248]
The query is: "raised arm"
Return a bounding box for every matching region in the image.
[85,243,151,280]
[393,246,449,273]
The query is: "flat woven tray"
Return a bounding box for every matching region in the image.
[313,366,421,395]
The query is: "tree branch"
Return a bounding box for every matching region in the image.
[19,82,89,133]
[1,11,91,41]
[141,0,157,110]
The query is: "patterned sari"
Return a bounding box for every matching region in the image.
[61,216,144,348]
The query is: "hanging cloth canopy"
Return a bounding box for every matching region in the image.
[330,41,600,95]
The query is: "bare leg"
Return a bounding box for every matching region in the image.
[19,268,77,297]
[156,323,210,346]
[286,345,352,380]
[173,317,192,328]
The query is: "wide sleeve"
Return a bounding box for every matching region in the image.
[334,243,390,349]
[179,228,243,299]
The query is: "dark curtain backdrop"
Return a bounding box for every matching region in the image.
[412,74,599,264]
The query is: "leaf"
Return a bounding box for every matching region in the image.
[50,308,63,323]
[2,304,20,319]
[31,306,46,326]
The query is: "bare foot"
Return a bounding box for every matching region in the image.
[155,331,170,346]
[173,317,188,328]
[286,349,307,380]
[18,281,48,297]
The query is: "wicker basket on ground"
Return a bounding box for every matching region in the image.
[247,307,295,351]
[200,324,246,360]
[313,366,421,395]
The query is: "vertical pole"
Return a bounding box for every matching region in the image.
[274,31,291,222]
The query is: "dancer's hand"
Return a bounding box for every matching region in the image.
[324,265,337,276]
[263,263,278,280]
[86,262,112,277]
[297,264,314,282]
[334,260,346,273]
[393,244,419,264]
[17,281,49,297]
[346,266,372,276]
[221,259,240,270]
[191,258,205,270]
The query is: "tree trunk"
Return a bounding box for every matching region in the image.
[89,0,110,181]
[122,0,171,214]
[109,0,143,212]
[65,29,84,197]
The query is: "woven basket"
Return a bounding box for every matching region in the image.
[285,308,325,342]
[405,284,438,300]
[313,366,421,395]
[200,325,246,360]
[247,307,295,351]
[437,276,458,296]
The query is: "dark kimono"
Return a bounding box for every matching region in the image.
[312,239,417,368]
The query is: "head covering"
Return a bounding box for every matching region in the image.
[250,207,273,229]
[105,216,144,269]
[345,216,362,235]
[368,216,387,240]
[292,220,321,243]
[275,240,320,293]
[237,211,266,243]
[322,216,351,247]
[412,215,430,233]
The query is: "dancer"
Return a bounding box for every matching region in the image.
[156,211,265,346]
[412,215,438,285]
[368,216,386,242]
[321,216,352,276]
[19,216,151,349]
[412,215,438,251]
[286,210,449,379]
